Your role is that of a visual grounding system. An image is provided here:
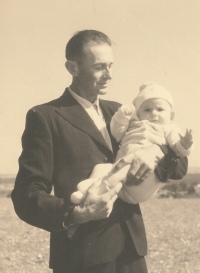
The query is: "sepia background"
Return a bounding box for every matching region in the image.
[1,1,200,272]
[0,0,200,174]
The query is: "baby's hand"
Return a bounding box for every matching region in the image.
[119,105,134,116]
[179,129,193,150]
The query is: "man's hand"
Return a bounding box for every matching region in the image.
[73,178,122,224]
[113,145,163,186]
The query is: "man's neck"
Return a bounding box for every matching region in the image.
[70,82,97,103]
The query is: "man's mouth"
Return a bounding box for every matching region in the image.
[98,82,109,88]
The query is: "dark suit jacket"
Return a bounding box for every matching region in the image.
[11,89,187,271]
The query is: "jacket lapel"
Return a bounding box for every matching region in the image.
[56,90,112,151]
[100,100,119,157]
[99,100,111,125]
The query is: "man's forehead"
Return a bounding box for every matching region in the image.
[84,40,110,49]
[83,42,113,61]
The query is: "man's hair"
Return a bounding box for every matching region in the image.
[65,30,112,62]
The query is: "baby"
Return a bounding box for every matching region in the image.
[71,82,193,204]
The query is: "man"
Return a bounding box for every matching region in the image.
[12,30,187,273]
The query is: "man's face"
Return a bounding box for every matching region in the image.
[76,43,114,102]
[138,98,174,125]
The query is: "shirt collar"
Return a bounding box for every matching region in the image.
[68,86,100,110]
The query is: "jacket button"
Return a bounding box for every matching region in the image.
[104,157,108,163]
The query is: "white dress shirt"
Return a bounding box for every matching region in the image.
[67,87,113,238]
[68,87,113,151]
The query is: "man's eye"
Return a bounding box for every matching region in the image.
[158,108,164,111]
[94,65,102,70]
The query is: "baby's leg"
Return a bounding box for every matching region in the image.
[70,179,94,204]
[70,163,114,204]
[98,161,131,194]
[97,144,143,194]
[117,144,165,204]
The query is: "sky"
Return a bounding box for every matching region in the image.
[1,0,200,174]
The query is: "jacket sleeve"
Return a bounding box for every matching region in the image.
[154,145,188,182]
[11,109,69,232]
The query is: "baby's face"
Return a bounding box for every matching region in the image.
[138,98,174,125]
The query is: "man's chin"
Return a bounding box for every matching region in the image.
[98,87,108,95]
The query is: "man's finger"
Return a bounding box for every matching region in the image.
[134,168,153,186]
[122,159,141,184]
[109,193,118,205]
[126,163,152,186]
[112,159,127,173]
[126,167,145,186]
[113,145,160,174]
[102,182,123,202]
[88,178,102,191]
[107,194,118,216]
[112,153,136,173]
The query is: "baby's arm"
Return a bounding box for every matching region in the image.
[179,129,193,150]
[111,104,135,142]
[167,126,194,157]
[120,104,135,116]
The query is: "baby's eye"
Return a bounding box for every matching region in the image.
[144,108,151,112]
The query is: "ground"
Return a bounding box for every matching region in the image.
[0,197,200,273]
[141,198,200,273]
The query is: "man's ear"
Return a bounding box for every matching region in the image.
[65,61,79,77]
[170,110,175,121]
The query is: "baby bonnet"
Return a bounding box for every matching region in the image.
[133,82,174,114]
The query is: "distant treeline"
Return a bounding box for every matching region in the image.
[0,176,15,184]
[160,172,200,198]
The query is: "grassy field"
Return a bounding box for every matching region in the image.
[141,198,200,273]
[0,196,200,273]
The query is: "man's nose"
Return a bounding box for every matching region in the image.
[103,67,112,80]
